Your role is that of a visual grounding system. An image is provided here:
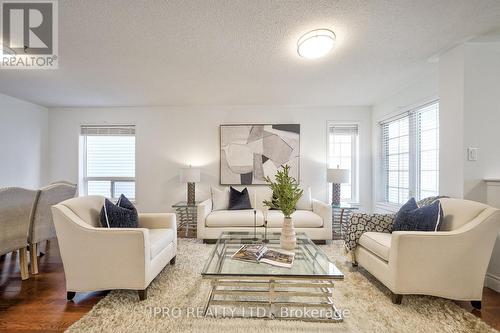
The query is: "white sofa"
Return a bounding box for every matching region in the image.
[353,198,500,308]
[51,196,177,301]
[197,187,332,242]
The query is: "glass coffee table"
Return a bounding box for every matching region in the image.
[201,231,344,322]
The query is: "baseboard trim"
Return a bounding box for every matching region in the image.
[485,273,500,292]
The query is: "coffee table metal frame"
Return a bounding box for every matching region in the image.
[201,232,344,322]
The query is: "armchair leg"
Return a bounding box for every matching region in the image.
[67,291,76,301]
[30,243,39,274]
[19,247,29,280]
[471,301,482,310]
[170,256,176,265]
[138,289,147,301]
[391,293,403,304]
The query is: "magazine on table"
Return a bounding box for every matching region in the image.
[231,244,295,268]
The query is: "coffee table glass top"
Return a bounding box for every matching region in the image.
[201,231,344,279]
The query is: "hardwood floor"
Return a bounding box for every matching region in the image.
[1,237,499,332]
[0,241,107,332]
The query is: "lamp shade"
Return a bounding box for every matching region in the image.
[327,168,349,184]
[180,167,200,183]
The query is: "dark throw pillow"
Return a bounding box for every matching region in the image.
[392,198,443,232]
[100,194,139,228]
[228,187,252,210]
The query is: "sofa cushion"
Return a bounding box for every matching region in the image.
[211,186,230,211]
[296,186,312,210]
[358,232,391,261]
[206,210,264,227]
[439,198,489,231]
[149,228,174,259]
[266,210,323,228]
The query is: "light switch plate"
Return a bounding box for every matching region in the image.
[467,147,478,161]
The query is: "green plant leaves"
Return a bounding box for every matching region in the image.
[262,165,303,218]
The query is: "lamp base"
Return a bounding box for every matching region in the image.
[187,183,196,205]
[331,183,341,206]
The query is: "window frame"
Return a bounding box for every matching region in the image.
[326,121,360,204]
[79,125,136,200]
[379,100,439,206]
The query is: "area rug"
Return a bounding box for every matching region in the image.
[67,239,497,333]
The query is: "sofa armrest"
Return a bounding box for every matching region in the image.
[139,213,176,230]
[197,199,212,228]
[51,205,150,290]
[389,209,500,297]
[312,199,332,228]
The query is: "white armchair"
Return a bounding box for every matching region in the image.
[51,196,177,301]
[350,198,500,309]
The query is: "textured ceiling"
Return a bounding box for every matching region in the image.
[1,0,500,107]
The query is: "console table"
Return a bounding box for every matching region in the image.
[332,203,358,240]
[172,201,199,237]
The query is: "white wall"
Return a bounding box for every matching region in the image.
[438,41,500,292]
[463,42,500,292]
[0,93,48,188]
[371,67,438,211]
[439,45,465,198]
[463,42,500,202]
[48,106,372,213]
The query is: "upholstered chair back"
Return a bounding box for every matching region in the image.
[30,183,78,244]
[0,187,39,254]
[439,198,490,231]
[58,195,105,228]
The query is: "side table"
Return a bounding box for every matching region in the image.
[172,201,199,237]
[332,203,359,240]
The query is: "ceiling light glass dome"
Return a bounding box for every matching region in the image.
[297,29,336,59]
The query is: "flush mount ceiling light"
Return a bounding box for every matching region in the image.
[297,29,336,59]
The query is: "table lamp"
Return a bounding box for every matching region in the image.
[327,167,349,206]
[180,166,200,205]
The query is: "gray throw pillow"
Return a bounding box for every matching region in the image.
[228,187,252,210]
[100,194,139,228]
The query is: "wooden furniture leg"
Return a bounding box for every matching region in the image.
[67,291,76,300]
[19,247,29,280]
[391,293,403,304]
[471,301,482,310]
[30,243,39,274]
[138,289,147,301]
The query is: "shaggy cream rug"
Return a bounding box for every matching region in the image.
[67,239,497,333]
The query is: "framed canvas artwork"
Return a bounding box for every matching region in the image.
[220,124,300,185]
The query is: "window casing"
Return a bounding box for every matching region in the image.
[80,126,136,200]
[380,101,439,205]
[327,123,359,203]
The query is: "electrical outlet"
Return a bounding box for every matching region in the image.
[467,147,478,161]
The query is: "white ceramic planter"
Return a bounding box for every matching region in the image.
[280,217,297,250]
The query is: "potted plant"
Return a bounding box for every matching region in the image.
[263,165,303,250]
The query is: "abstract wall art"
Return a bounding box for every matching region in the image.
[220,124,300,185]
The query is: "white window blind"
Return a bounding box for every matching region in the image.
[80,125,136,199]
[328,124,359,203]
[380,101,439,204]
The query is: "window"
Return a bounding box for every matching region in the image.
[380,101,439,205]
[80,126,136,200]
[327,123,359,203]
